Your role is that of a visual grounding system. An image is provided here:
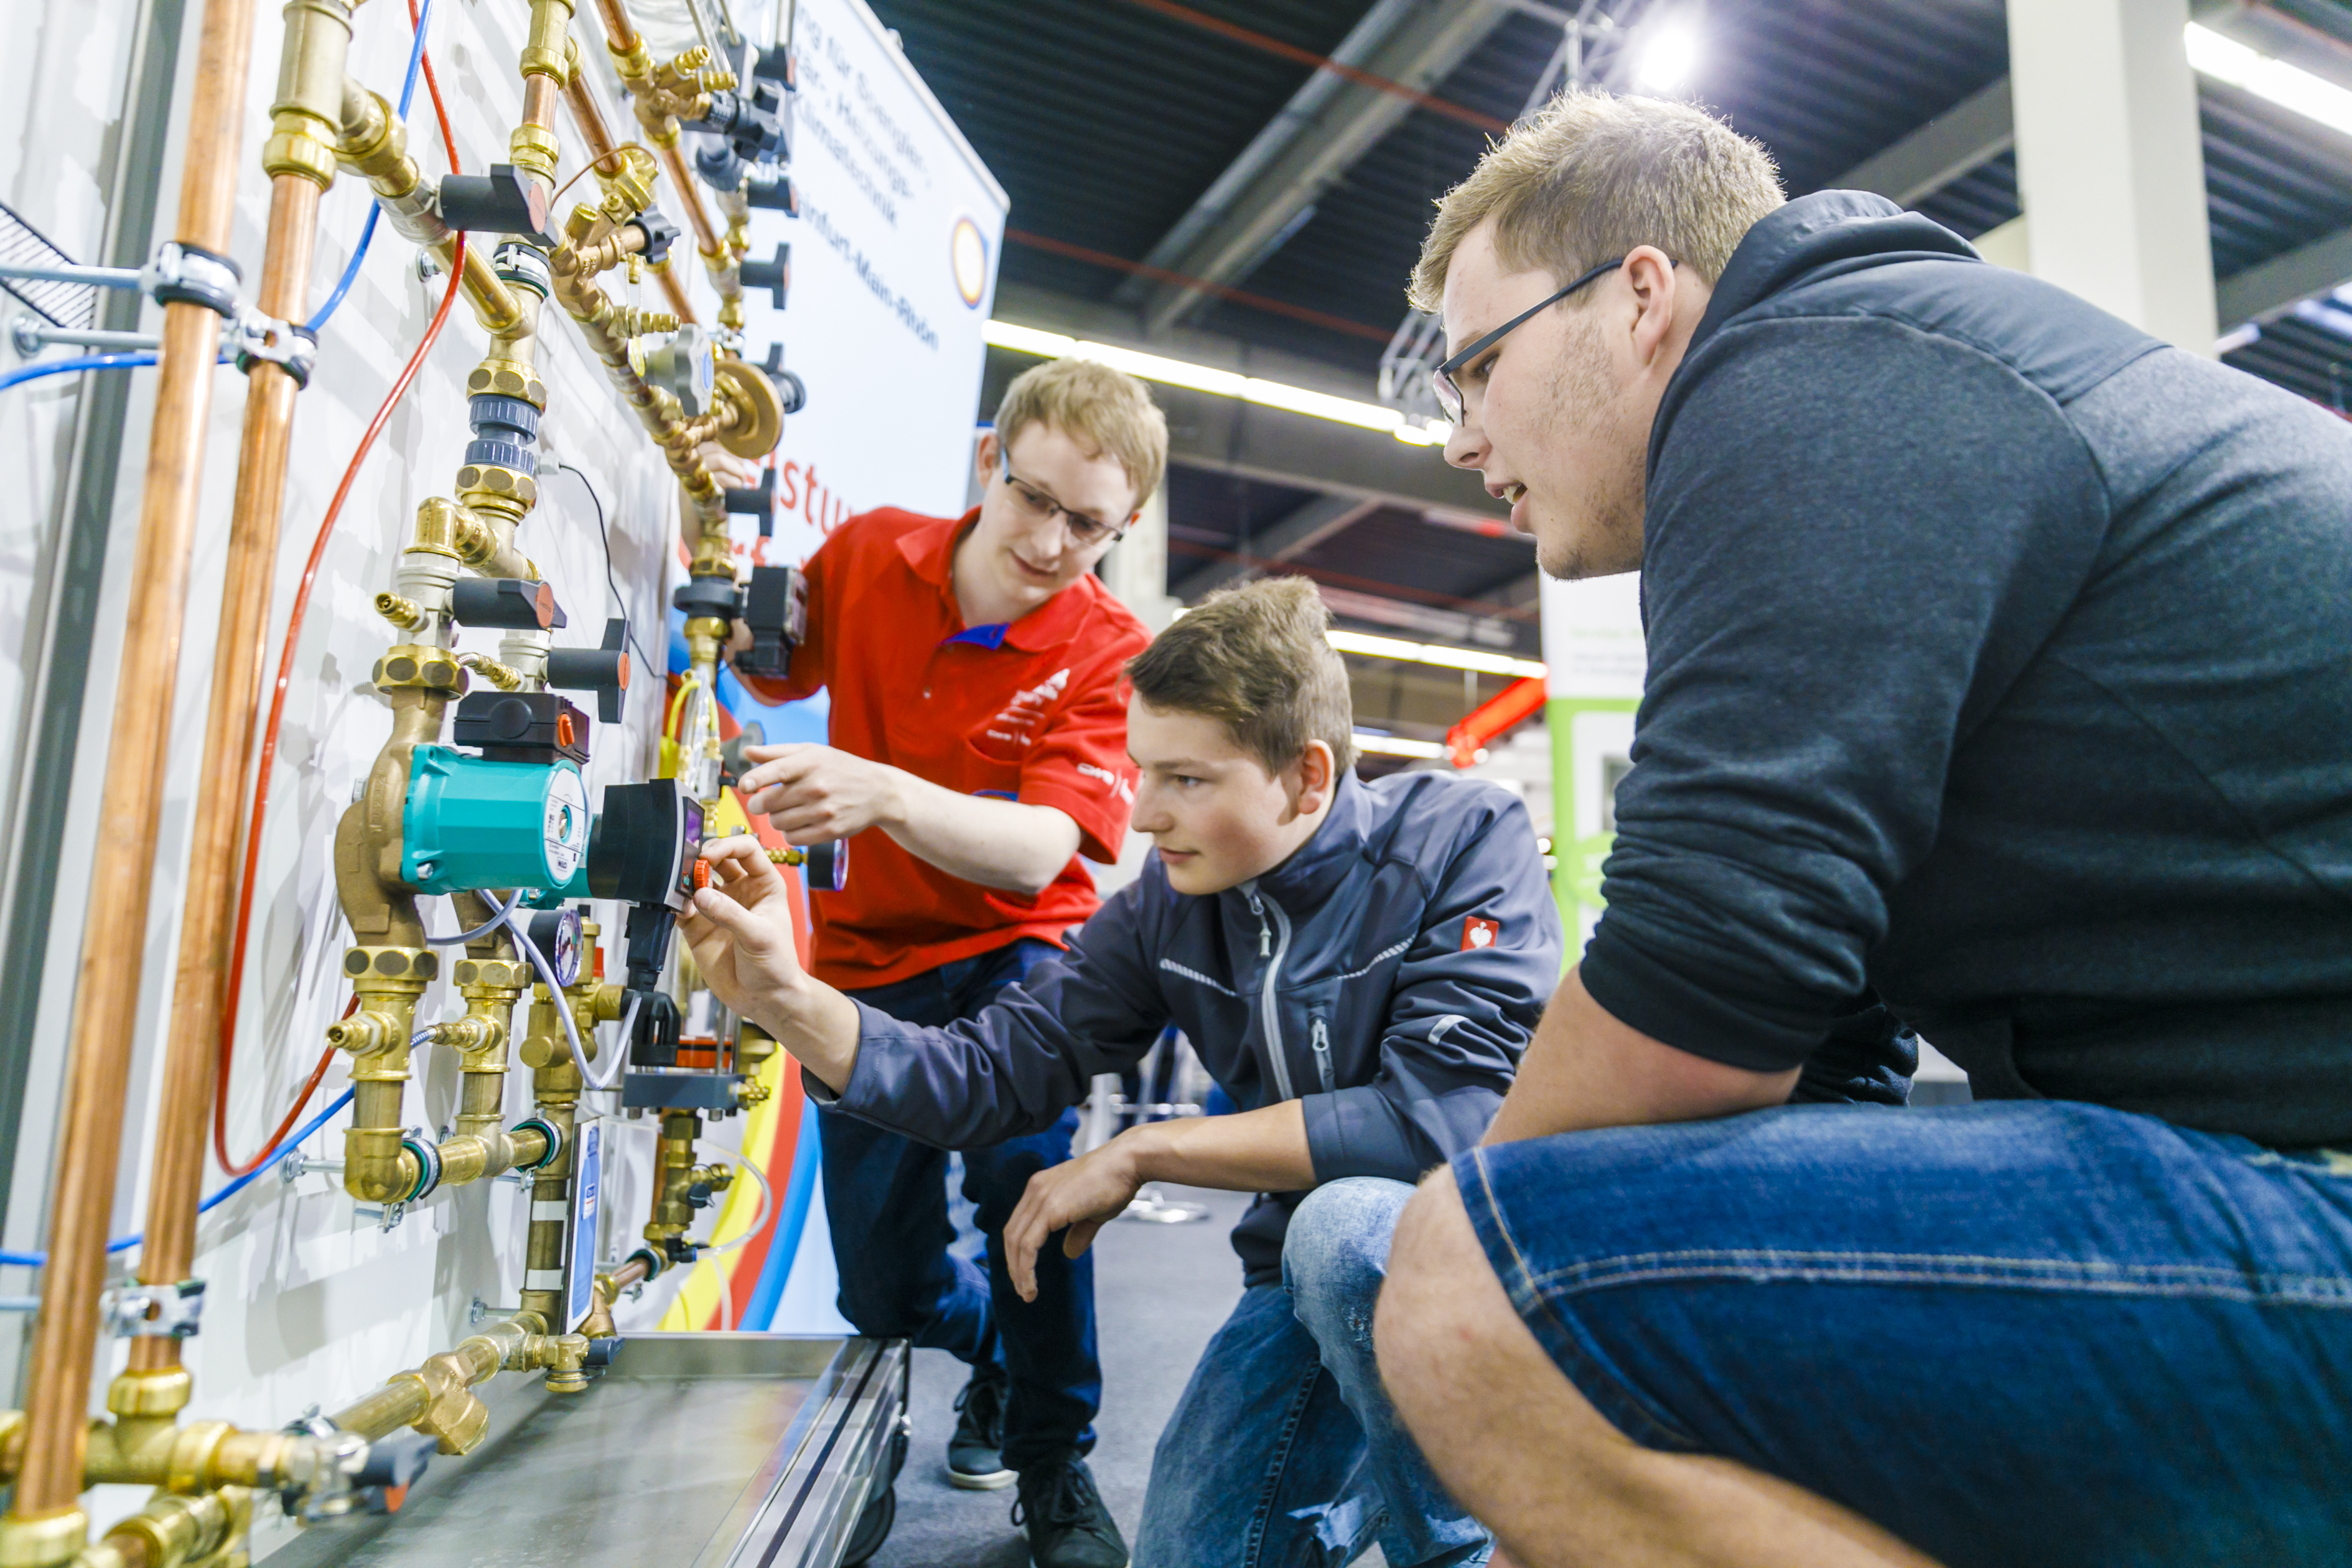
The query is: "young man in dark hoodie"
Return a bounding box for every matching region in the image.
[1373,90,2352,1567]
[684,578,1564,1568]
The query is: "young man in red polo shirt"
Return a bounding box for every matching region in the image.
[729,357,1161,1566]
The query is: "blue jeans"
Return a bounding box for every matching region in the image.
[1136,1178,1489,1568]
[826,939,1098,1470]
[1460,1099,2352,1568]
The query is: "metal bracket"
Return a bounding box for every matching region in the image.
[353,1200,408,1233]
[140,241,242,317]
[101,1277,205,1338]
[467,1296,526,1327]
[226,307,318,387]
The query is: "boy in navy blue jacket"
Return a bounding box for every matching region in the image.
[684,577,1562,1568]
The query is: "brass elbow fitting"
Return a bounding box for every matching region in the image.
[409,498,534,581]
[263,0,358,187]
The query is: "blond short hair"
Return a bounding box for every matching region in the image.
[994,357,1169,510]
[1127,577,1355,777]
[1409,90,1785,312]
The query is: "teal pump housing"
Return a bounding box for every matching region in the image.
[403,744,592,894]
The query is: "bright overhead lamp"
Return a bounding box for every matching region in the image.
[2186,22,2352,137]
[986,319,1415,437]
[1635,22,1700,91]
[1355,734,1449,760]
[1327,628,1546,680]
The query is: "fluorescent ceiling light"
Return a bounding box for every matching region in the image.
[1636,23,1699,91]
[2187,22,2352,136]
[1355,733,1448,759]
[986,319,1414,437]
[1327,628,1546,679]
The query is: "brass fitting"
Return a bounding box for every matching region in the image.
[734,1076,772,1108]
[712,357,785,459]
[736,1022,778,1073]
[642,1112,710,1248]
[419,1015,496,1052]
[408,498,534,581]
[334,1314,587,1453]
[261,0,357,187]
[98,1487,249,1568]
[454,464,539,519]
[0,1508,88,1568]
[374,592,429,632]
[370,643,466,696]
[464,356,548,411]
[455,652,523,692]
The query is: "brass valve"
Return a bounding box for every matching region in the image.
[734,1077,772,1108]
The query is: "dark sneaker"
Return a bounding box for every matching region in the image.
[947,1365,1015,1490]
[1012,1455,1128,1568]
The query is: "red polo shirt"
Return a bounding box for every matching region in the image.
[738,507,1150,989]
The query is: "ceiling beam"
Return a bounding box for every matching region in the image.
[1832,76,2014,205]
[1120,0,1516,339]
[1170,492,1381,600]
[2216,222,2352,328]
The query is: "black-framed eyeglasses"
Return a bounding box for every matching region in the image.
[1429,254,1636,424]
[1000,460,1136,549]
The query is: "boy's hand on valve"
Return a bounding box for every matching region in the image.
[678,835,806,1030]
[737,742,905,844]
[1002,1137,1148,1302]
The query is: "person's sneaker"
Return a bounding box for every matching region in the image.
[946,1365,1015,1490]
[1010,1454,1128,1568]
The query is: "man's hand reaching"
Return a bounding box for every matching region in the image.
[737,743,907,845]
[679,834,864,1091]
[1001,1138,1148,1302]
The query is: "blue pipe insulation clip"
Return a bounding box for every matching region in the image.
[401,745,590,895]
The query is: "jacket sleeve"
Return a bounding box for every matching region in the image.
[815,879,1172,1147]
[1579,316,2107,1072]
[1301,791,1564,1182]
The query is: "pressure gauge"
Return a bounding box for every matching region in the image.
[525,908,584,987]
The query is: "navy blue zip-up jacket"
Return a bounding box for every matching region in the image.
[816,770,1564,1284]
[1582,190,2352,1146]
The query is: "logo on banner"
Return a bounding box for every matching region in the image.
[951,216,988,308]
[1461,915,1500,951]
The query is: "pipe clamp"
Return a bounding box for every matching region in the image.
[100,1277,205,1339]
[230,310,319,387]
[142,241,243,317]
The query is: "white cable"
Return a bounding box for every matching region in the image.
[503,909,607,1089]
[693,1139,770,1254]
[425,889,525,946]
[584,991,640,1093]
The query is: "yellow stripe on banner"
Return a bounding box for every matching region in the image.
[660,786,788,1330]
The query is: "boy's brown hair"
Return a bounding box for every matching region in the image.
[994,357,1170,510]
[1127,577,1355,776]
[1409,89,1785,313]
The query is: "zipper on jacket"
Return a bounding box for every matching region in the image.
[1244,885,1295,1101]
[1310,1014,1335,1093]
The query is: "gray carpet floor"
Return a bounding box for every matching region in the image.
[862,1183,1258,1567]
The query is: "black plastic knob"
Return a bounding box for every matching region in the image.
[436,164,551,243]
[739,243,789,311]
[449,577,556,630]
[724,466,777,530]
[544,617,632,724]
[628,208,681,267]
[745,170,798,216]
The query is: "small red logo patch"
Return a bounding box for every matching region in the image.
[1461,916,1500,952]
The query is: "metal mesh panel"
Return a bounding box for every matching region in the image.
[0,198,97,332]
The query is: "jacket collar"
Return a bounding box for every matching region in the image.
[1242,772,1371,913]
[897,508,1099,651]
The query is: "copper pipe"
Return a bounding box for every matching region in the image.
[653,258,694,323]
[521,73,559,132]
[655,141,722,256]
[7,0,258,1529]
[558,69,630,179]
[589,0,638,57]
[133,175,322,1381]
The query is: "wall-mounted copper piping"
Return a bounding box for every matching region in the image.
[1,0,259,1543]
[140,0,357,1394]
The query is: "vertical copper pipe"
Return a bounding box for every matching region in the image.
[7,0,256,1526]
[131,174,322,1378]
[655,140,722,256]
[589,0,638,55]
[653,261,694,323]
[558,70,633,180]
[521,73,559,132]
